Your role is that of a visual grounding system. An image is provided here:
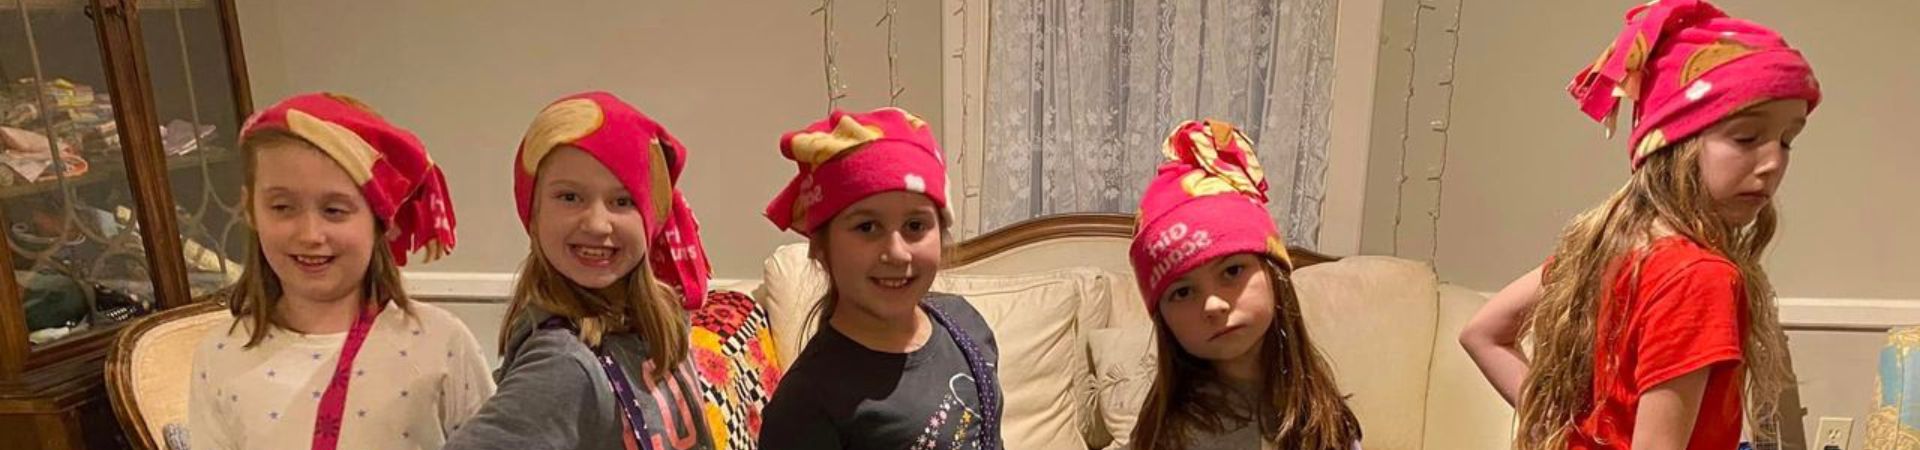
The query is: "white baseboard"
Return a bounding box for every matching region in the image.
[404,272,517,301]
[403,271,756,303]
[1776,297,1920,331]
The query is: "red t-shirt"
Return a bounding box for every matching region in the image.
[1567,236,1749,450]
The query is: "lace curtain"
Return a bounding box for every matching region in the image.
[980,0,1336,248]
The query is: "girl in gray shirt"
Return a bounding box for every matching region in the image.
[445,92,719,450]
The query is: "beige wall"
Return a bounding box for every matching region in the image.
[235,0,944,280]
[1358,0,1464,260]
[1321,0,1386,256]
[1786,329,1882,448]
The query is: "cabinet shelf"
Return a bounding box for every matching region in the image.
[0,146,235,200]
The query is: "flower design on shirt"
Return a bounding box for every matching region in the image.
[909,373,983,450]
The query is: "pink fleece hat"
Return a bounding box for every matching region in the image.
[242,93,456,267]
[1568,0,1820,169]
[765,107,947,237]
[1129,120,1293,314]
[512,92,712,309]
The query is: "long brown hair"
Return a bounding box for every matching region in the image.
[1130,257,1362,450]
[802,226,840,338]
[228,129,413,348]
[499,223,688,377]
[1514,138,1792,449]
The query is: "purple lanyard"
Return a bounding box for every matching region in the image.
[539,317,654,450]
[923,301,1001,450]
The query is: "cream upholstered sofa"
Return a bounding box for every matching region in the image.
[749,214,1515,450]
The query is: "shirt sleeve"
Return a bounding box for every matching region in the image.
[443,332,597,450]
[1632,260,1746,392]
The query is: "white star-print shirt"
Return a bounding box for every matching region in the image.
[189,303,496,450]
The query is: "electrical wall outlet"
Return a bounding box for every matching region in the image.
[1817,416,1854,450]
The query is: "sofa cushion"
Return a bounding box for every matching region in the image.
[946,273,1092,450]
[1291,256,1440,450]
[1421,284,1516,450]
[1102,271,1152,335]
[1085,325,1156,449]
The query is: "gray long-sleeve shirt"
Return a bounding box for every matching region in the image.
[444,307,712,450]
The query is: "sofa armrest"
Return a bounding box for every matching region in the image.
[1422,284,1517,450]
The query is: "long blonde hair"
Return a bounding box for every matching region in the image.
[1514,138,1791,449]
[1130,257,1362,450]
[228,129,413,348]
[499,226,688,377]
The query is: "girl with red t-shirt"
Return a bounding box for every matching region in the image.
[1457,1,1822,449]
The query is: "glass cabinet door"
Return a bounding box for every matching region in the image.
[1,0,162,351]
[136,0,246,298]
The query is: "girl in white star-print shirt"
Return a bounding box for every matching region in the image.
[188,93,494,450]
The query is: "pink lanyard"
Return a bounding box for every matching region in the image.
[310,306,382,450]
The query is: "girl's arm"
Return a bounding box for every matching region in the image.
[443,333,595,450]
[1630,368,1711,450]
[1459,266,1544,405]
